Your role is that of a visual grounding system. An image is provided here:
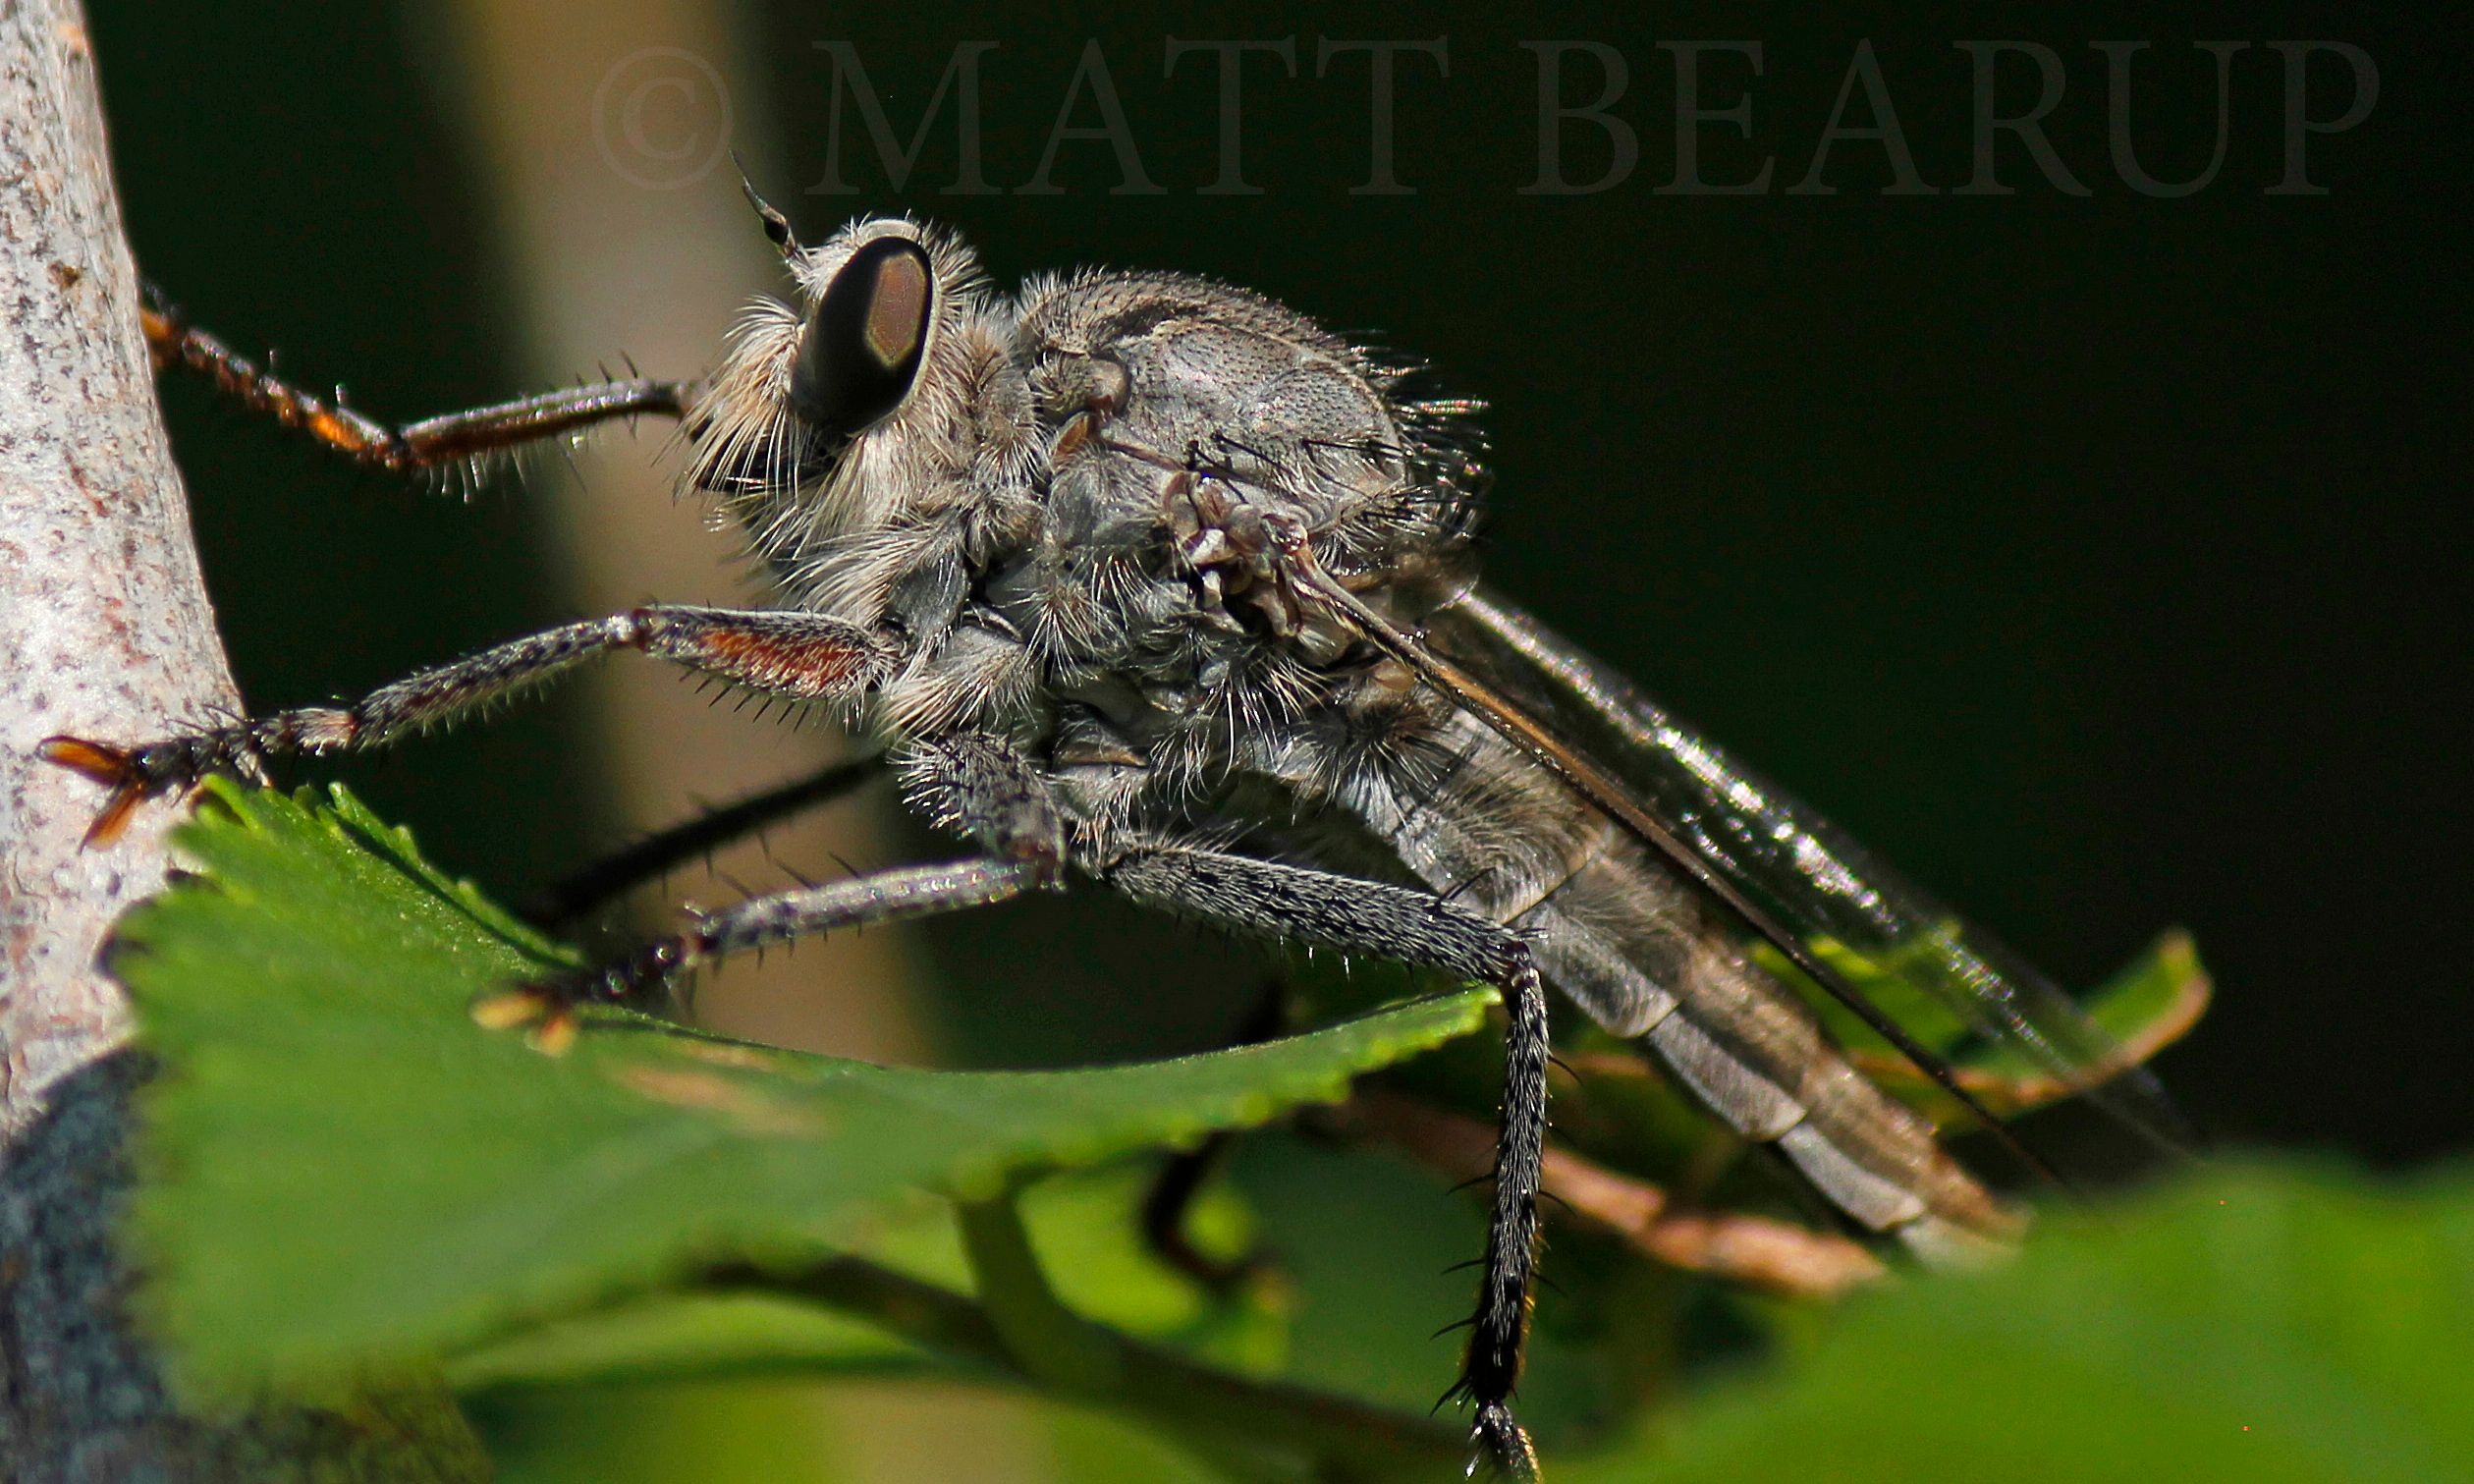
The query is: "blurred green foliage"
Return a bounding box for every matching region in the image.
[1568,1163,2474,1483]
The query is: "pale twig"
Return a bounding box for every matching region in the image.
[1340,1090,1887,1299]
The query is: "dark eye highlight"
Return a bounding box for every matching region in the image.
[790,237,935,442]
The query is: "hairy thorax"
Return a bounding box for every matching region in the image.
[693,233,1485,839]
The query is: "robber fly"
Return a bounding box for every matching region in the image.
[45,192,2180,1478]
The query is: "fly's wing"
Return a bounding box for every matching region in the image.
[1424,587,2192,1154]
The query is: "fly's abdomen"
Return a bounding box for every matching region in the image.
[1340,707,2018,1258]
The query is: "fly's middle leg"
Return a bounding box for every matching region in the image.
[512,732,1069,1030]
[522,856,1038,1017]
[1095,842,1549,1481]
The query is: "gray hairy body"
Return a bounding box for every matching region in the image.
[59,207,2077,1477]
[689,218,2007,1256]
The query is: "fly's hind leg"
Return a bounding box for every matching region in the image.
[1094,842,1550,1481]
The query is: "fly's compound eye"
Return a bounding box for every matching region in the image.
[791,236,934,442]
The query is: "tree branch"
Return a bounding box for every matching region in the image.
[0,5,482,1476]
[0,0,229,1136]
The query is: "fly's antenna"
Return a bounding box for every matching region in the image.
[735,155,800,259]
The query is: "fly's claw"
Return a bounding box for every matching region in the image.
[472,937,695,1054]
[1467,1403,1540,1483]
[469,985,560,1031]
[39,724,271,848]
[1435,1377,1538,1484]
[38,735,181,847]
[467,984,580,1056]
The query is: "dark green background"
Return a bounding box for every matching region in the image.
[84,3,2464,1169]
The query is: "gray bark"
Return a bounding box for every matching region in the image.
[0,3,486,1477]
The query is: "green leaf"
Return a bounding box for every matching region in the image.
[444,1292,925,1393]
[121,781,1490,1397]
[442,1168,1266,1394]
[1561,1161,2474,1483]
[1755,925,1982,1057]
[1762,930,2211,1119]
[1942,930,2207,1098]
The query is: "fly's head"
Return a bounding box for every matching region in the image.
[682,204,1037,574]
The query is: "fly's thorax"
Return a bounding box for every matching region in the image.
[1017,267,1423,549]
[960,265,1486,812]
[993,267,1481,676]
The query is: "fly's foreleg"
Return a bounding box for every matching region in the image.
[141,285,687,473]
[40,607,888,845]
[1095,844,1549,1481]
